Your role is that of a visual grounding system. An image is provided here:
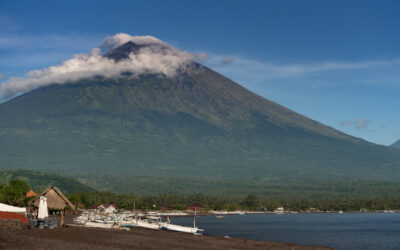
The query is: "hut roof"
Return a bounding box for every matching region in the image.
[30,186,75,211]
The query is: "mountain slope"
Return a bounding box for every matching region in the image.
[0,170,95,193]
[392,140,400,148]
[0,41,400,197]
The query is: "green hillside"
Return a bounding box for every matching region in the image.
[0,41,400,198]
[0,170,96,194]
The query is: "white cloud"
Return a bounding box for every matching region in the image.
[354,119,372,129]
[221,57,235,65]
[341,118,372,129]
[100,33,166,51]
[194,52,209,62]
[0,33,194,99]
[341,120,353,126]
[202,54,400,79]
[2,33,399,100]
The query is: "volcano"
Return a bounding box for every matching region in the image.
[1,35,399,197]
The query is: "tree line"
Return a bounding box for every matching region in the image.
[2,179,400,212]
[67,191,400,212]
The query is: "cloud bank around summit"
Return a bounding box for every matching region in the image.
[0,33,194,99]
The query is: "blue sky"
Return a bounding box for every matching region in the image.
[0,0,399,145]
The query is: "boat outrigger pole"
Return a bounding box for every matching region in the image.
[193,208,196,228]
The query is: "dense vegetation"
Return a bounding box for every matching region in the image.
[78,175,400,200]
[67,191,400,212]
[1,178,400,212]
[0,179,31,207]
[1,42,400,197]
[0,170,95,194]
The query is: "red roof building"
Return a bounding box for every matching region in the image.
[188,203,204,210]
[25,190,37,198]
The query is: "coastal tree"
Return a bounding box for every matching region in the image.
[1,179,30,206]
[242,194,259,210]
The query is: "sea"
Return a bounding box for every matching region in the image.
[172,212,400,250]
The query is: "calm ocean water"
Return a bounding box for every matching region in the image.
[172,213,400,250]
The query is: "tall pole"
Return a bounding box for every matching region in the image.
[193,209,195,228]
[60,209,65,227]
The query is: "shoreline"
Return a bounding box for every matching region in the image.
[138,209,400,218]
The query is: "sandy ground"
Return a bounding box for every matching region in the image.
[0,215,333,249]
[0,225,333,250]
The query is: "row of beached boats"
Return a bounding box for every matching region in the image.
[73,211,204,235]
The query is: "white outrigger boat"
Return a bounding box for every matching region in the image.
[83,221,118,229]
[160,222,203,234]
[130,216,162,230]
[73,212,119,229]
[160,208,204,235]
[120,214,204,234]
[74,210,204,234]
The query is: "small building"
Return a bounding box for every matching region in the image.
[98,204,118,214]
[29,186,75,226]
[91,204,118,214]
[25,190,37,198]
[274,206,285,214]
[90,204,100,210]
[188,203,204,212]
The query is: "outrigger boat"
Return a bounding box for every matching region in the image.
[83,221,117,229]
[160,207,203,235]
[160,222,203,234]
[132,216,162,230]
[74,210,204,234]
[120,214,204,234]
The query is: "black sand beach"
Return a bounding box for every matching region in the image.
[0,226,333,250]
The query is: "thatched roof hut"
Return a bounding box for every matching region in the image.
[30,186,75,211]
